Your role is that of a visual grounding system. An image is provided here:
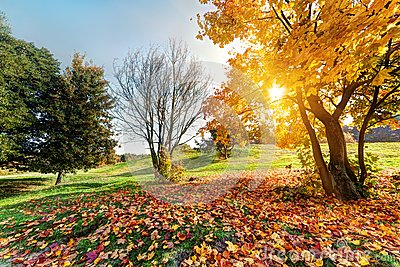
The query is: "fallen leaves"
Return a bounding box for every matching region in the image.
[0,170,399,266]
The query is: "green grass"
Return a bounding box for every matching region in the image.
[0,162,138,207]
[0,142,399,208]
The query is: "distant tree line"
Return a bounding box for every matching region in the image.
[344,124,400,143]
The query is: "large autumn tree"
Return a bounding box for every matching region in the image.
[197,0,400,200]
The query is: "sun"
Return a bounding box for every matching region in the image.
[269,84,285,101]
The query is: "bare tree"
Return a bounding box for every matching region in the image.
[113,40,210,175]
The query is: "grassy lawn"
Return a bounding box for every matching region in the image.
[1,142,399,208]
[0,143,399,266]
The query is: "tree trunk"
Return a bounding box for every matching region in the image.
[358,111,374,185]
[325,119,360,200]
[344,155,358,184]
[358,87,379,186]
[296,91,334,195]
[304,93,360,200]
[55,172,63,185]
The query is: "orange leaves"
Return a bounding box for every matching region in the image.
[1,172,400,266]
[197,0,400,153]
[176,231,188,241]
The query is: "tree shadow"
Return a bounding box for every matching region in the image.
[56,182,106,190]
[129,167,154,176]
[178,153,218,170]
[0,177,52,199]
[113,172,133,178]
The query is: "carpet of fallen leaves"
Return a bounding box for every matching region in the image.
[0,169,399,267]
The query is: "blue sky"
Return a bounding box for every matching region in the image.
[0,0,231,79]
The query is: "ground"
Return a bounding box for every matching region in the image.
[0,144,399,266]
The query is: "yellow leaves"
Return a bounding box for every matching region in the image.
[271,232,285,249]
[191,241,218,264]
[148,241,158,252]
[40,242,48,249]
[147,251,155,260]
[358,255,370,266]
[350,239,361,246]
[233,261,244,267]
[315,258,324,267]
[371,69,392,86]
[67,238,75,247]
[364,241,382,251]
[198,0,400,112]
[55,249,62,256]
[93,257,102,265]
[195,242,211,256]
[137,253,147,261]
[225,241,238,253]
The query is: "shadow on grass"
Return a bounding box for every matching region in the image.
[56,182,106,190]
[179,153,219,170]
[0,177,52,199]
[0,180,140,211]
[129,167,154,176]
[113,172,134,178]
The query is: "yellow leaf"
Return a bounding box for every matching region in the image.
[315,258,324,267]
[147,251,154,260]
[225,241,238,253]
[63,261,72,267]
[351,240,361,246]
[137,253,146,261]
[67,238,74,247]
[271,232,280,240]
[372,69,392,85]
[171,225,179,231]
[40,242,48,249]
[359,256,369,266]
[93,257,102,265]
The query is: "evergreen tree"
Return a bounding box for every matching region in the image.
[32,54,117,185]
